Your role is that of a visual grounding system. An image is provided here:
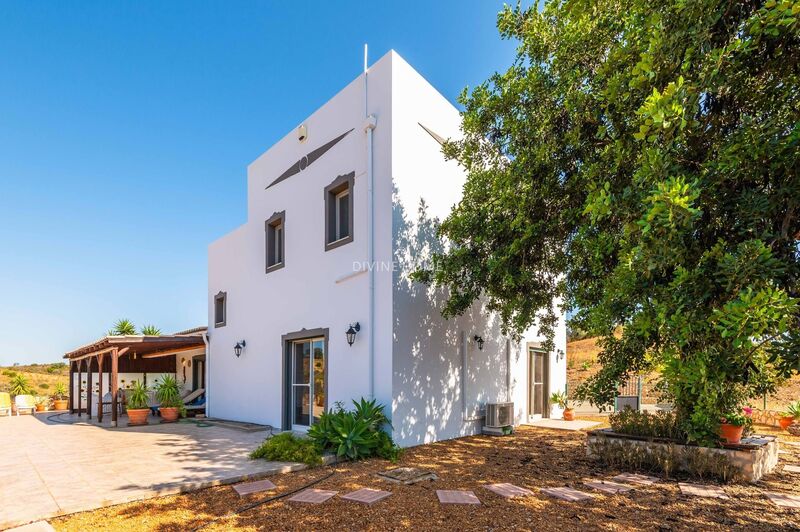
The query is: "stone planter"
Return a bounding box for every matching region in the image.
[586,429,779,483]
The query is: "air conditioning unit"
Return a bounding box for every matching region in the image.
[485,402,514,428]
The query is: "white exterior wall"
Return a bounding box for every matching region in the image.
[207,50,566,443]
[389,54,566,446]
[208,54,394,427]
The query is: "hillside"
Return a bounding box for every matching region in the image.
[567,337,800,411]
[0,362,69,395]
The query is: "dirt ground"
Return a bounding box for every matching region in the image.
[51,423,800,532]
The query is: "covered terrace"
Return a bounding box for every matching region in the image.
[63,329,207,426]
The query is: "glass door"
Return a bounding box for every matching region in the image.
[529,349,545,419]
[291,338,325,430]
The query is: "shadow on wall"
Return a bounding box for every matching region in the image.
[391,185,509,447]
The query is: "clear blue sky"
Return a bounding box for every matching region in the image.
[0,1,518,365]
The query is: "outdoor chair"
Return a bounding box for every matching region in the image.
[14,394,35,415]
[0,392,11,416]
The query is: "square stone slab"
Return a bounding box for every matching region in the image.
[378,466,438,484]
[436,490,481,505]
[783,465,800,473]
[766,492,800,509]
[484,483,534,498]
[288,488,338,504]
[233,479,277,496]
[611,473,660,486]
[678,483,729,500]
[540,487,595,502]
[340,488,392,505]
[583,479,635,494]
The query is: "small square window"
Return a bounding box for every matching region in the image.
[265,211,286,273]
[214,291,226,328]
[324,171,354,251]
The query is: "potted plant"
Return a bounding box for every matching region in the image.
[720,412,749,444]
[550,390,574,421]
[51,382,69,411]
[154,375,184,422]
[126,381,150,425]
[34,396,49,412]
[779,401,800,430]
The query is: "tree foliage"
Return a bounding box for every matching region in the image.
[418,0,800,444]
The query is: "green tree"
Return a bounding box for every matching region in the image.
[140,324,162,336]
[417,0,799,445]
[108,318,136,336]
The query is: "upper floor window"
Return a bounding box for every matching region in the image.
[214,291,226,327]
[324,171,354,251]
[265,211,286,273]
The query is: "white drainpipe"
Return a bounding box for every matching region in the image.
[202,331,210,418]
[363,44,377,398]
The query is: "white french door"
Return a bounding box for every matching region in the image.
[290,338,325,431]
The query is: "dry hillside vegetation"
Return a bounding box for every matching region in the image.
[567,337,800,411]
[0,363,69,395]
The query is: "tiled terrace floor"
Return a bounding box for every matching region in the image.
[0,413,297,530]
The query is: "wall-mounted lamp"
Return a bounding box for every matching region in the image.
[557,349,565,362]
[473,335,485,350]
[346,323,361,346]
[234,340,246,358]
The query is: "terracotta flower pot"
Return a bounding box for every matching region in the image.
[563,408,575,421]
[127,408,150,426]
[35,404,46,412]
[159,407,180,422]
[52,399,68,411]
[779,416,796,430]
[720,423,744,444]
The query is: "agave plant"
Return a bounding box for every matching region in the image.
[786,401,800,420]
[109,318,136,336]
[9,374,33,396]
[154,375,182,408]
[126,381,149,410]
[139,324,162,336]
[352,398,390,430]
[52,382,68,400]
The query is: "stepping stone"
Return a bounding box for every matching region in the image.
[288,488,338,504]
[484,483,534,498]
[540,486,595,502]
[778,450,790,455]
[378,466,438,484]
[766,491,800,509]
[678,483,729,500]
[233,478,277,496]
[783,465,800,473]
[436,490,481,505]
[611,473,660,486]
[583,479,635,494]
[340,488,392,505]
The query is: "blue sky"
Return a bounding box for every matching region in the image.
[0,1,518,365]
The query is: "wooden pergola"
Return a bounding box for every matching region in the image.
[64,335,205,426]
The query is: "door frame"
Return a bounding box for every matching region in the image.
[192,355,206,391]
[527,343,550,421]
[281,327,329,431]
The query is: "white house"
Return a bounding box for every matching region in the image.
[207,50,566,447]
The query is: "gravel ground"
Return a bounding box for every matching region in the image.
[51,423,800,531]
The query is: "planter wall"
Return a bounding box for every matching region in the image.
[587,429,779,483]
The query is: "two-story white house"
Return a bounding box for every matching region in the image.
[207,50,566,447]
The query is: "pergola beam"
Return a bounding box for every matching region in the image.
[140,345,203,359]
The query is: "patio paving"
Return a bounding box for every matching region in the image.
[526,419,601,431]
[0,413,302,530]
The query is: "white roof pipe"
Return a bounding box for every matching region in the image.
[202,331,210,418]
[363,44,376,399]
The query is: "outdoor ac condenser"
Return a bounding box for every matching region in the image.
[485,402,514,428]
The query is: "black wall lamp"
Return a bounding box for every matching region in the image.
[473,335,485,350]
[234,340,246,358]
[346,323,361,346]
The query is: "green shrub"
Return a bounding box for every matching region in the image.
[2,369,17,377]
[53,382,68,400]
[308,398,402,462]
[609,409,685,442]
[38,383,49,390]
[250,432,322,466]
[580,360,592,371]
[154,375,182,407]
